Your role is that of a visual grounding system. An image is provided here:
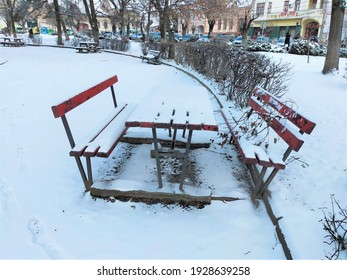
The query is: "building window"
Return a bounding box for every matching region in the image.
[283,0,289,12]
[104,21,108,30]
[256,2,265,16]
[267,2,272,14]
[223,18,228,30]
[229,19,234,30]
[218,19,222,30]
[294,0,301,11]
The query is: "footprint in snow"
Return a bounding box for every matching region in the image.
[16,147,29,174]
[27,218,63,259]
[0,178,17,218]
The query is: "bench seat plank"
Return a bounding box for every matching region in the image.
[248,97,304,152]
[220,108,286,170]
[70,103,136,158]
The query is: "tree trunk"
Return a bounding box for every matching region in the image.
[82,0,99,43]
[61,20,70,41]
[208,20,215,38]
[322,0,345,74]
[146,10,151,42]
[53,0,63,45]
[182,23,187,41]
[89,0,99,43]
[168,29,175,59]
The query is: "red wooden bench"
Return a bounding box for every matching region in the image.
[220,86,316,199]
[51,75,135,191]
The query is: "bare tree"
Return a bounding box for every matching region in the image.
[60,0,84,32]
[195,0,234,37]
[131,0,154,41]
[322,0,346,74]
[238,0,258,45]
[82,0,99,43]
[1,0,17,36]
[176,3,193,40]
[53,0,63,45]
[0,0,46,37]
[101,0,133,37]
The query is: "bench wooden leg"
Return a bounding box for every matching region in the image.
[256,168,280,198]
[179,129,193,192]
[86,156,93,188]
[152,127,163,188]
[74,156,91,191]
[171,128,178,150]
[253,166,267,198]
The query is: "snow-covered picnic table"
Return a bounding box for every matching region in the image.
[0,37,24,47]
[125,84,218,191]
[75,42,100,53]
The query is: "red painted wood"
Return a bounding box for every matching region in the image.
[95,130,128,158]
[70,148,86,157]
[221,111,286,169]
[271,160,286,170]
[202,124,219,131]
[253,87,316,134]
[248,98,304,151]
[51,75,118,118]
[220,111,260,165]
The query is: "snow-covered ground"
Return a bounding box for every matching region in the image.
[0,34,346,271]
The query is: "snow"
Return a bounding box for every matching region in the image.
[0,34,346,275]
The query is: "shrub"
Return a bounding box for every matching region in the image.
[321,195,347,259]
[175,42,291,108]
[99,38,130,52]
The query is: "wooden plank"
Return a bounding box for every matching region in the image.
[82,104,136,158]
[253,86,316,134]
[90,188,212,204]
[248,97,304,152]
[69,103,129,157]
[51,75,118,118]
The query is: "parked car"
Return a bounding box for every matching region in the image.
[174,33,182,42]
[231,35,243,46]
[230,36,251,46]
[276,36,294,48]
[197,35,210,42]
[256,36,270,43]
[103,31,114,39]
[129,32,143,40]
[184,34,199,42]
[216,34,235,43]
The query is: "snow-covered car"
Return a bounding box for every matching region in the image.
[276,37,294,48]
[230,36,252,46]
[198,35,210,42]
[231,36,243,46]
[256,36,270,43]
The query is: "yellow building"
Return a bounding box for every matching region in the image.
[250,0,346,41]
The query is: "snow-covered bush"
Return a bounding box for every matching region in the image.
[99,38,130,52]
[247,42,273,52]
[289,39,327,56]
[247,42,284,53]
[246,39,346,58]
[175,42,291,108]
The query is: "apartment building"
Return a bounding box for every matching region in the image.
[249,0,347,41]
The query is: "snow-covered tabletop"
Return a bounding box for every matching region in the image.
[125,84,219,190]
[125,84,218,131]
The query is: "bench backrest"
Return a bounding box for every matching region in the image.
[249,86,316,152]
[51,75,118,118]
